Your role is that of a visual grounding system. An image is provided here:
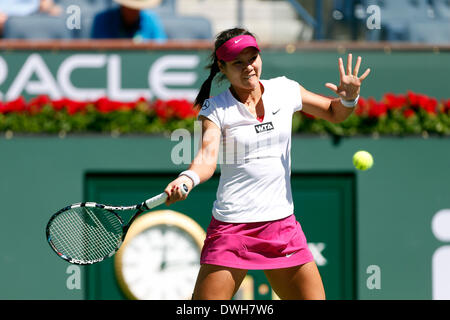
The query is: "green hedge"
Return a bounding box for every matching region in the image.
[1,92,449,137]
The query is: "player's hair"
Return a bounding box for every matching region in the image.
[194,28,256,109]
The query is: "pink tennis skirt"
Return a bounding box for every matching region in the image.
[200,214,314,270]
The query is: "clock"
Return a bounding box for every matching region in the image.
[115,210,206,300]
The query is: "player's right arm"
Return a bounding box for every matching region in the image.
[189,115,221,182]
[165,116,221,205]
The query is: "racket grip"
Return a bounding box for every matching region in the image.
[144,193,167,209]
[144,184,189,209]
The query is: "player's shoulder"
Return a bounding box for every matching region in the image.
[261,76,298,88]
[201,90,233,112]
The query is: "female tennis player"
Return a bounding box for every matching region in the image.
[165,28,370,300]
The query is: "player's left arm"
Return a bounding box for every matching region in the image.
[300,53,371,123]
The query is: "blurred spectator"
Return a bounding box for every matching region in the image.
[0,0,62,37]
[91,0,167,41]
[39,0,62,16]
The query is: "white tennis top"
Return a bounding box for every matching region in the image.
[198,76,302,223]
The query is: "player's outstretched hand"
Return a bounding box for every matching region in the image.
[325,53,371,101]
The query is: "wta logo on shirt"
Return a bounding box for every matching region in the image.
[254,122,274,134]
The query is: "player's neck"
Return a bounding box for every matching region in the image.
[230,82,264,107]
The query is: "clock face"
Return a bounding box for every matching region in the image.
[115,211,205,300]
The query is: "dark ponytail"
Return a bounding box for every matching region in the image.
[194,58,220,108]
[194,27,256,109]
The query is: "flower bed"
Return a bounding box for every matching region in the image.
[0,96,197,135]
[295,92,450,136]
[1,92,449,136]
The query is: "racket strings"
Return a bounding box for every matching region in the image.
[80,208,119,258]
[50,210,104,261]
[66,209,112,260]
[48,207,123,263]
[54,208,120,261]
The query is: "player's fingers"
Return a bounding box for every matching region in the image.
[325,83,339,95]
[353,56,362,76]
[164,185,172,198]
[176,185,189,200]
[347,53,352,75]
[359,68,371,81]
[164,184,177,205]
[338,57,345,79]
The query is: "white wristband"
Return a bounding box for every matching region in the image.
[179,170,200,187]
[340,95,359,108]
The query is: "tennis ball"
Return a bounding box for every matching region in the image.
[353,150,373,171]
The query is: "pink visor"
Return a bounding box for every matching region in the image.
[216,35,260,62]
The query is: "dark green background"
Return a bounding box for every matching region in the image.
[0,135,449,299]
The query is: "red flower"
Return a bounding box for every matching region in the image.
[417,94,429,108]
[355,96,368,116]
[151,99,196,121]
[403,109,415,118]
[0,97,27,113]
[95,97,114,113]
[66,101,87,115]
[422,97,437,114]
[407,91,437,114]
[28,95,51,113]
[444,99,450,113]
[407,91,419,106]
[136,97,147,104]
[52,98,86,115]
[172,99,197,119]
[152,99,171,121]
[384,93,407,110]
[368,98,387,118]
[51,98,68,111]
[94,97,138,113]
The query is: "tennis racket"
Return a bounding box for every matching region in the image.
[46,183,188,265]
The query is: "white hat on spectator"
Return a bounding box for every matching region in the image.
[113,0,162,10]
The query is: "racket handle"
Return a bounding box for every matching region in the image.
[144,193,168,209]
[144,184,189,209]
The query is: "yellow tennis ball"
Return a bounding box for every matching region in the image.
[353,150,373,171]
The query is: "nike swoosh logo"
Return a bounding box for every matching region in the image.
[285,251,297,258]
[272,109,280,115]
[234,39,243,44]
